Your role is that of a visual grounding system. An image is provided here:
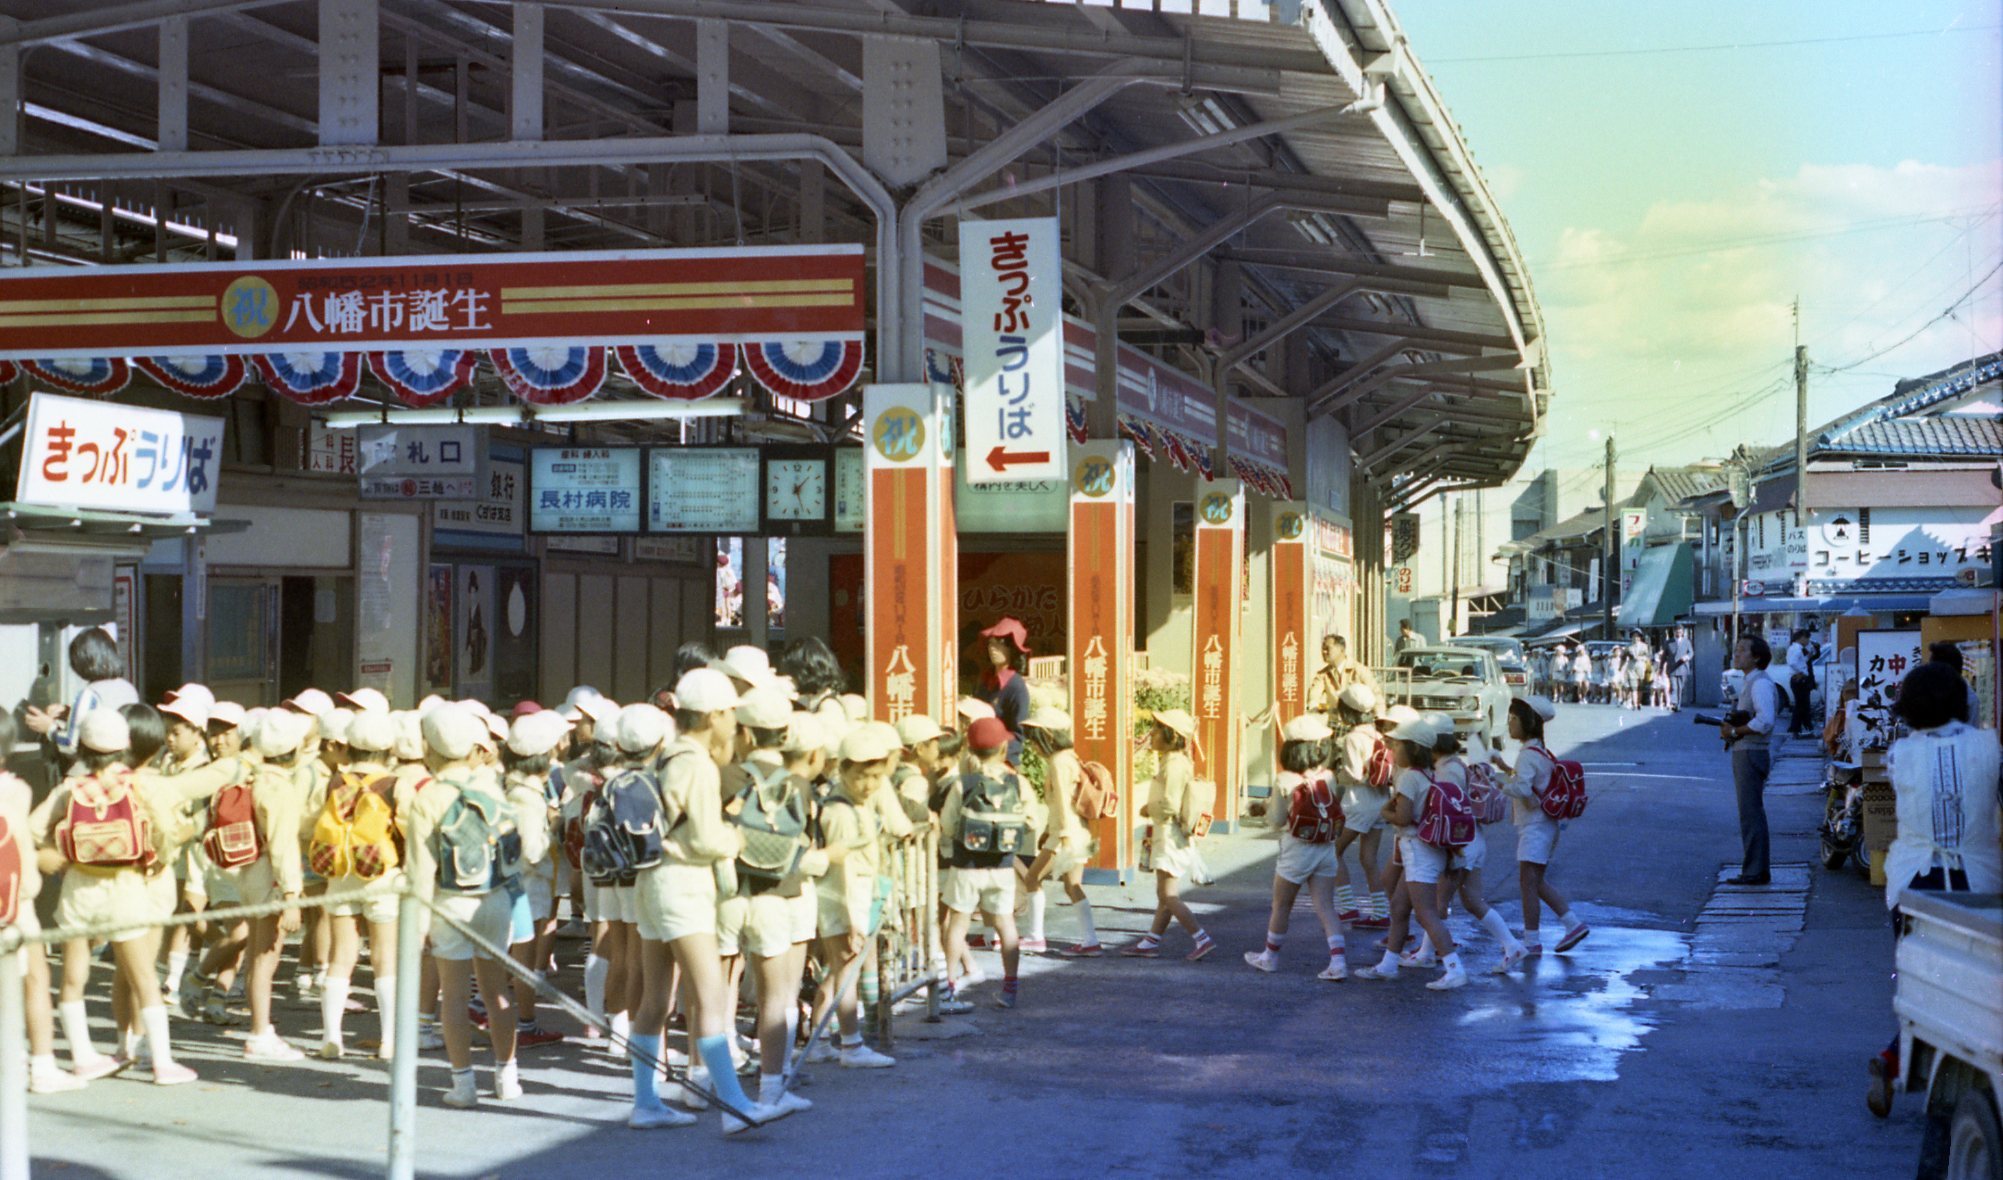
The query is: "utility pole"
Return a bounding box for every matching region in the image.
[1603,433,1617,638]
[1794,320,1810,596]
[1450,495,1464,638]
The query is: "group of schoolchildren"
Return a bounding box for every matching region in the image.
[1535,635,1672,709]
[1258,635,1594,989]
[3,622,1115,1136]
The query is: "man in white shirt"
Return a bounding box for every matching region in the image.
[1721,634,1782,885]
[1669,627,1695,712]
[1785,630,1815,736]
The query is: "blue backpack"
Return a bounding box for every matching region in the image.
[432,784,522,894]
[580,759,681,887]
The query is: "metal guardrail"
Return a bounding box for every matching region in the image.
[874,827,944,1044]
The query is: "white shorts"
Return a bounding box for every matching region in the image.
[584,878,639,925]
[427,889,512,962]
[323,870,402,925]
[1449,828,1487,874]
[942,866,1016,916]
[10,904,40,970]
[1038,830,1092,879]
[719,892,794,959]
[1398,836,1449,886]
[524,871,555,922]
[1274,834,1340,884]
[1341,787,1388,834]
[1516,818,1563,866]
[634,861,717,944]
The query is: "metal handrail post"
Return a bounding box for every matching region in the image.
[386,885,422,1180]
[0,943,28,1180]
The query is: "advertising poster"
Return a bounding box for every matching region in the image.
[425,565,454,693]
[456,565,495,703]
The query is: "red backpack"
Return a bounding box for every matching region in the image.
[56,768,153,869]
[562,771,604,872]
[1365,739,1394,789]
[1527,742,1588,820]
[1286,772,1342,843]
[1073,760,1119,823]
[1417,771,1478,848]
[1465,760,1509,826]
[203,779,262,870]
[0,812,21,926]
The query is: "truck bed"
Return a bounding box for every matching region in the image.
[1895,891,2003,1087]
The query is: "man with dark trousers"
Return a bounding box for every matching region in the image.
[1720,634,1782,885]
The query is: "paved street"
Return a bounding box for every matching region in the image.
[21,703,1929,1178]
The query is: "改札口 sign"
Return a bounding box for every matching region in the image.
[15,391,222,515]
[958,218,1064,485]
[358,424,480,500]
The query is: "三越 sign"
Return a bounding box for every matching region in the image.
[1391,512,1422,564]
[15,391,223,515]
[528,447,642,534]
[357,423,480,500]
[958,217,1064,485]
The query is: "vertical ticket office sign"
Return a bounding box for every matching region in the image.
[1271,504,1312,774]
[1066,441,1135,881]
[864,383,957,725]
[958,217,1065,485]
[1191,479,1246,830]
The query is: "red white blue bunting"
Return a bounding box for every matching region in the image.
[489,346,605,406]
[135,355,247,400]
[615,342,738,401]
[744,339,864,402]
[254,351,363,405]
[1065,397,1089,445]
[25,357,129,396]
[369,348,481,408]
[1116,413,1154,461]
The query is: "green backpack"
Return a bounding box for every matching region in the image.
[733,762,810,892]
[957,772,1030,860]
[432,784,522,894]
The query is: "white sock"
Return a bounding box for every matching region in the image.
[1479,909,1523,952]
[29,1053,61,1078]
[759,1073,785,1103]
[1028,892,1047,943]
[1327,935,1345,956]
[121,1026,143,1059]
[139,1005,176,1070]
[1442,951,1463,972]
[1414,932,1434,958]
[1336,884,1355,912]
[313,967,328,990]
[1562,911,1585,932]
[321,976,350,1047]
[373,978,396,1055]
[1077,901,1098,944]
[610,1011,630,1058]
[584,954,609,1020]
[1523,929,1542,947]
[497,1058,518,1089]
[1373,950,1399,974]
[59,1000,101,1064]
[164,951,190,996]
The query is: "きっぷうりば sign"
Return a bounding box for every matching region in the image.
[958,218,1065,485]
[15,391,223,515]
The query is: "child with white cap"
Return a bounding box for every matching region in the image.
[236,710,313,1060]
[1330,684,1392,929]
[155,687,213,1003]
[560,693,630,1050]
[634,674,781,1134]
[1421,719,1528,975]
[806,723,899,1065]
[1018,706,1097,957]
[1123,710,1216,962]
[404,703,523,1107]
[502,709,571,1050]
[1491,696,1589,956]
[1244,714,1348,980]
[1356,714,1466,989]
[310,709,407,1059]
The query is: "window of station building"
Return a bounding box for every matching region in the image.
[715,537,787,633]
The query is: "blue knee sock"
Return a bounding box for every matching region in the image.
[630,1034,663,1109]
[697,1034,755,1113]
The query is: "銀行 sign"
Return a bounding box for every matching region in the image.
[958,218,1064,485]
[15,391,222,515]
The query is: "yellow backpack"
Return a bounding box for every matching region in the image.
[308,771,400,880]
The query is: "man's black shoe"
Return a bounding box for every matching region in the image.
[1724,874,1771,886]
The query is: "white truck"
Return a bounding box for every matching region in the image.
[1894,890,2003,1179]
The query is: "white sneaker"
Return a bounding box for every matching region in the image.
[243,1032,306,1062]
[417,1024,445,1052]
[1399,949,1439,969]
[442,1073,479,1108]
[1317,961,1349,982]
[28,1066,86,1094]
[494,1071,523,1102]
[804,1040,840,1065]
[1353,965,1399,982]
[838,1043,895,1069]
[763,1087,813,1115]
[722,1101,790,1137]
[317,1041,345,1060]
[1426,966,1469,991]
[629,1103,696,1130]
[1242,950,1278,973]
[680,1067,710,1110]
[1488,946,1528,975]
[958,967,987,989]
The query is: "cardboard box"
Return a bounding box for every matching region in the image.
[1862,782,1898,854]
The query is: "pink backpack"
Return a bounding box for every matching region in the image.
[1465,760,1509,825]
[1416,772,1477,848]
[1526,742,1588,820]
[1285,772,1342,844]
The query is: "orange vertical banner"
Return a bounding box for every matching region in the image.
[1272,505,1311,739]
[1191,480,1245,829]
[1067,441,1135,879]
[864,383,954,724]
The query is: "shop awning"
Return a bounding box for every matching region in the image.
[1617,543,1694,630]
[1692,593,1937,616]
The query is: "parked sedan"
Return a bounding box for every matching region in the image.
[1451,635,1529,693]
[1395,646,1513,743]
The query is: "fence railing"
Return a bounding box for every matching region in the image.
[874,826,945,1044]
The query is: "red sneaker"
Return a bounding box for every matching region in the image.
[1119,941,1161,959]
[516,1026,566,1049]
[467,1005,489,1030]
[1352,915,1390,931]
[966,933,994,950]
[1336,910,1362,924]
[1186,935,1216,962]
[1059,942,1104,958]
[1554,923,1592,953]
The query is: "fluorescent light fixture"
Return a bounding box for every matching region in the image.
[323,398,745,428]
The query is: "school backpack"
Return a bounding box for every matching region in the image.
[56,768,153,869]
[1365,738,1394,789]
[1416,772,1478,849]
[1528,742,1589,820]
[580,761,676,887]
[733,762,810,889]
[1074,760,1119,823]
[0,812,20,927]
[1183,777,1218,840]
[1466,761,1509,826]
[957,772,1031,858]
[202,777,263,871]
[560,767,604,872]
[308,771,400,880]
[1286,772,1341,843]
[431,782,522,894]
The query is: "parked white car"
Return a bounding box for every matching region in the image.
[1396,646,1512,744]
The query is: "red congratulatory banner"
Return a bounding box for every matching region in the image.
[0,245,865,359]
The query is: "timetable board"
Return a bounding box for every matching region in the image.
[648,447,761,534]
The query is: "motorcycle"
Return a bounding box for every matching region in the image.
[1818,764,1865,872]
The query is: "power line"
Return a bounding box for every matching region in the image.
[1813,257,2003,373]
[1429,23,2001,64]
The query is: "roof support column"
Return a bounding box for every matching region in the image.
[1085,174,1135,437]
[157,16,189,152]
[510,2,544,141]
[694,19,728,135]
[318,0,378,147]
